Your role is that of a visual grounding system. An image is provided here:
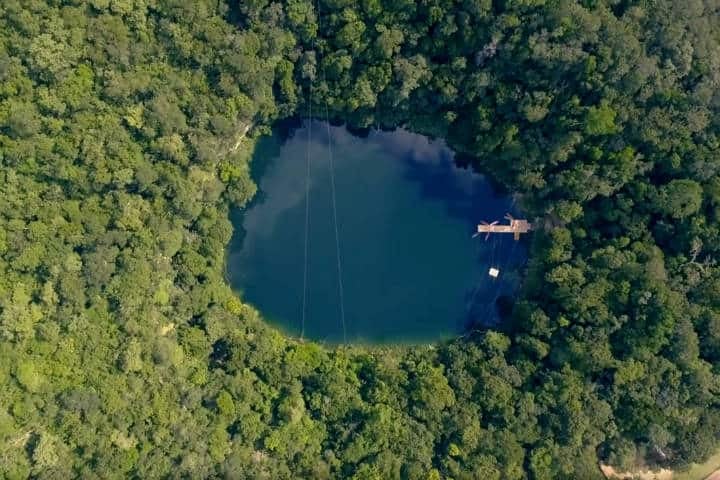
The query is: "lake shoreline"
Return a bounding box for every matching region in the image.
[225,120,528,344]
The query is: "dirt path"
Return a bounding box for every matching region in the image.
[601,463,720,480]
[230,123,253,153]
[704,470,720,480]
[600,464,672,480]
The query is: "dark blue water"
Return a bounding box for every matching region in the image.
[227,121,526,344]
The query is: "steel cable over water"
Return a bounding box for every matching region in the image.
[322,84,347,345]
[301,89,312,340]
[304,0,347,344]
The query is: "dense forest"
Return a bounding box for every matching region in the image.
[1,0,720,478]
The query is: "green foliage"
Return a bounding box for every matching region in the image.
[1,0,719,478]
[585,101,617,136]
[656,179,704,219]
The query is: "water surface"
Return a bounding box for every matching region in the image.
[227,121,526,343]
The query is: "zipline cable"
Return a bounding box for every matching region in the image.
[315,0,348,344]
[324,103,347,344]
[301,96,312,340]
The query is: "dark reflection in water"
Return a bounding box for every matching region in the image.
[227,121,527,344]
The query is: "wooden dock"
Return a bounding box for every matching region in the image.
[477,214,532,240]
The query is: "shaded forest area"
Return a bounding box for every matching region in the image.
[1,0,720,478]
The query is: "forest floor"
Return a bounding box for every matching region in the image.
[601,450,720,480]
[673,450,720,480]
[600,464,672,479]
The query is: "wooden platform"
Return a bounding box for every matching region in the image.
[477,215,532,240]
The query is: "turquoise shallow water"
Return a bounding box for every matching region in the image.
[227,121,526,344]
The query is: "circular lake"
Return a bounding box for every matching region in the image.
[227,120,527,344]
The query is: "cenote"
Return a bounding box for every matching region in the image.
[227,120,527,344]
